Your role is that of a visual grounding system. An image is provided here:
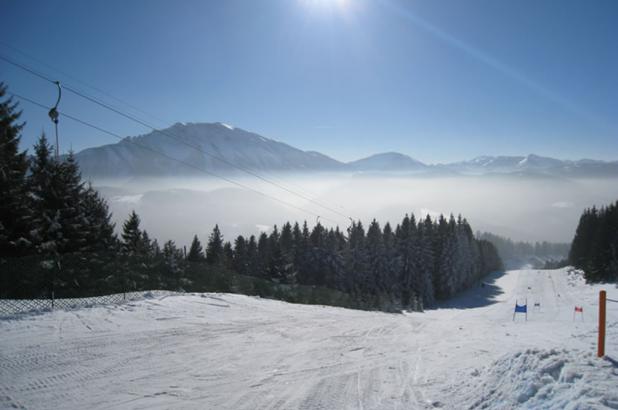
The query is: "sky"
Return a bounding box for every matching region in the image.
[1,0,617,164]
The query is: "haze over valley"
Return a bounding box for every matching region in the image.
[80,122,618,247]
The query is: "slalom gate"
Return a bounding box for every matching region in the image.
[598,290,618,358]
[573,306,584,321]
[513,299,528,321]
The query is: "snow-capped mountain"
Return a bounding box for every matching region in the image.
[75,122,344,177]
[347,152,427,171]
[73,122,618,178]
[446,154,618,176]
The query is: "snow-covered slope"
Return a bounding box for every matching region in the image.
[1,268,617,409]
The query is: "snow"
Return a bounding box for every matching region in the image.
[1,268,617,409]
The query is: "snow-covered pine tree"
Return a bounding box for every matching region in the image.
[121,211,143,256]
[55,152,89,254]
[27,135,66,293]
[81,183,116,253]
[0,83,31,257]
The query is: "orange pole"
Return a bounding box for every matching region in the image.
[598,290,606,358]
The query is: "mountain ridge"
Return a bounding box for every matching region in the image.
[73,122,618,178]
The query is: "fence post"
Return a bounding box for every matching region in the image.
[598,290,606,358]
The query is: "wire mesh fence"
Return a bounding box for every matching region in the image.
[0,290,181,318]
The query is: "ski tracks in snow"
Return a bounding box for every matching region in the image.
[2,269,612,409]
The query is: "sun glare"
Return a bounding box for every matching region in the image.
[301,0,350,13]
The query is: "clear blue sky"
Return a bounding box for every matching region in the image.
[2,0,617,163]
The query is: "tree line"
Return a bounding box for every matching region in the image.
[569,201,618,283]
[0,83,502,310]
[476,232,570,268]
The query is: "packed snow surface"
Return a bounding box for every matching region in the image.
[1,268,617,409]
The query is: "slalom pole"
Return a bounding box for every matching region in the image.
[598,290,606,358]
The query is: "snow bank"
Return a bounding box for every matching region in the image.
[457,348,618,409]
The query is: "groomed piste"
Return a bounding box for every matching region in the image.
[1,267,617,409]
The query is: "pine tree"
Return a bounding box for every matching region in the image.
[0,83,31,256]
[246,235,258,276]
[366,219,387,297]
[223,241,234,269]
[121,211,143,256]
[381,222,402,305]
[187,234,204,262]
[292,222,310,284]
[345,221,368,297]
[81,183,116,253]
[233,235,249,275]
[278,222,297,284]
[570,201,618,282]
[268,225,285,282]
[56,152,87,254]
[256,232,271,279]
[28,134,58,250]
[162,240,185,290]
[206,225,224,265]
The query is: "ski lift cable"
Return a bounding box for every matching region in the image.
[62,84,356,221]
[0,54,357,222]
[1,42,351,214]
[0,41,168,126]
[10,91,344,226]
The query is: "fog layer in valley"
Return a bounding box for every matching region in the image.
[94,174,618,248]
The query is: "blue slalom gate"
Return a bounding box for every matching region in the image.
[513,299,528,321]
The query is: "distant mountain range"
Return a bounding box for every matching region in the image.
[74,122,618,178]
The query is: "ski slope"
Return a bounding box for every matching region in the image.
[1,268,617,409]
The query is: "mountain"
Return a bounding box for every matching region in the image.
[347,152,427,171]
[75,122,344,177]
[73,122,618,178]
[446,154,618,177]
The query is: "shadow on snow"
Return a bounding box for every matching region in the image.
[430,270,507,310]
